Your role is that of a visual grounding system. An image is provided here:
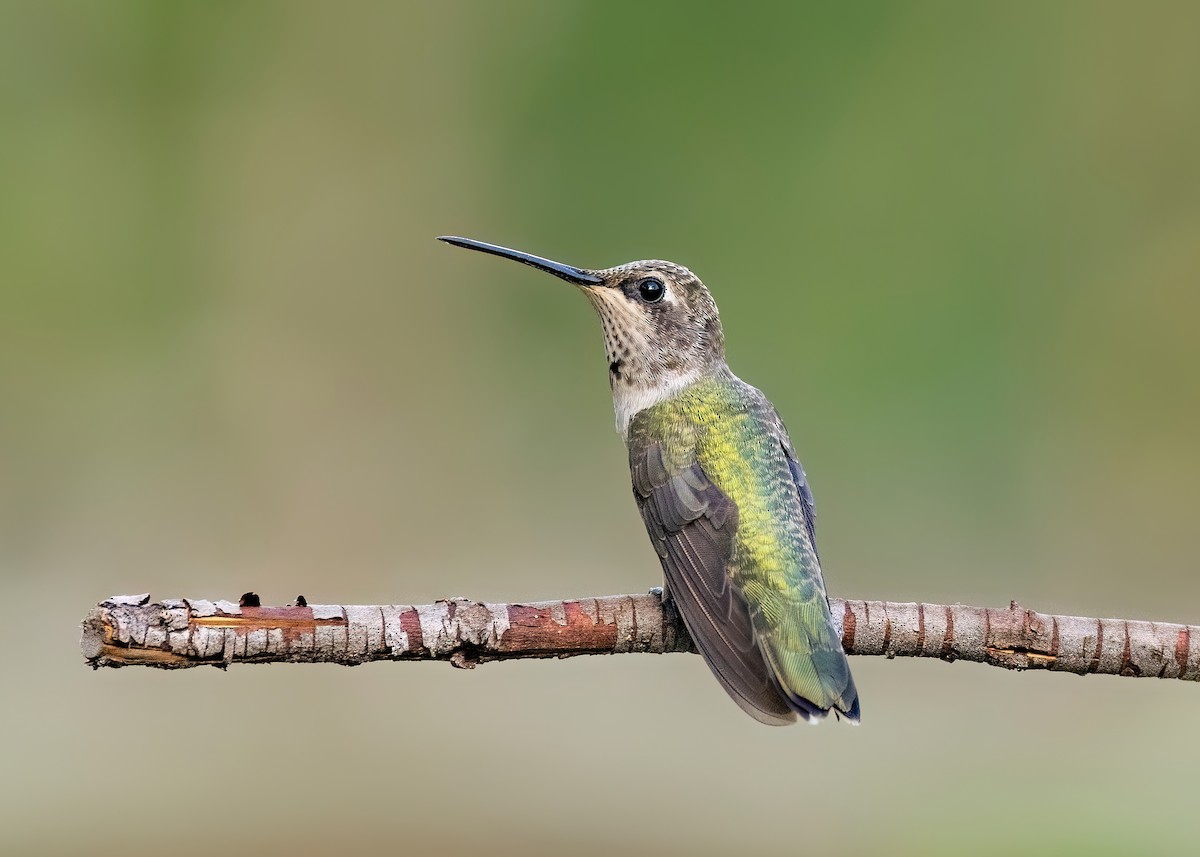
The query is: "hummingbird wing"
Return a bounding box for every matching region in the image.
[630,438,797,726]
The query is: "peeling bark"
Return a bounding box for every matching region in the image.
[80,593,1200,683]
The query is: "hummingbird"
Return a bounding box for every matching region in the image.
[438,236,859,725]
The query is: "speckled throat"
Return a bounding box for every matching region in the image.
[582,284,722,436]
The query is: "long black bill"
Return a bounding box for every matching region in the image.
[437,236,603,286]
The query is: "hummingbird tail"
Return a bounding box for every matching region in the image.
[758,628,861,725]
[774,685,860,725]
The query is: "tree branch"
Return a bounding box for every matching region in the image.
[80,592,1199,682]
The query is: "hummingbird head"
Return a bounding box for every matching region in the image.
[439,236,727,434]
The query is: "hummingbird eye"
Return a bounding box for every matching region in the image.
[637,277,665,303]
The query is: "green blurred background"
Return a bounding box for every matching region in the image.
[3,2,1198,854]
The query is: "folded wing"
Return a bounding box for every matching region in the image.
[630,439,797,725]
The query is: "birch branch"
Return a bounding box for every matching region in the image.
[80,593,1200,682]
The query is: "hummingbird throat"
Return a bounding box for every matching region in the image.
[586,288,715,436]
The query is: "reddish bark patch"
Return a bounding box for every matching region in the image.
[191,606,343,628]
[842,603,857,650]
[500,602,617,654]
[190,606,346,645]
[399,608,425,654]
[1176,628,1190,675]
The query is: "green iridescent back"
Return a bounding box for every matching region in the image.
[627,370,859,722]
